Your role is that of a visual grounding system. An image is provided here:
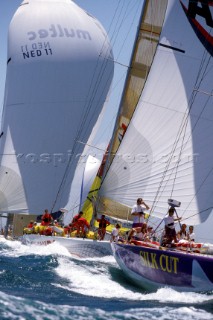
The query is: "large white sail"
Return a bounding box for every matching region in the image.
[0,0,114,214]
[99,0,213,225]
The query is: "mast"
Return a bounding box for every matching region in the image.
[98,0,168,220]
[103,0,168,177]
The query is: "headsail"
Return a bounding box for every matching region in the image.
[79,155,101,210]
[0,0,114,214]
[99,0,213,226]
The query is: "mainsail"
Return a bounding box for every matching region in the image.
[99,0,213,226]
[0,0,114,214]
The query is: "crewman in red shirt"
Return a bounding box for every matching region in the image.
[97,214,110,240]
[41,209,53,226]
[69,213,90,238]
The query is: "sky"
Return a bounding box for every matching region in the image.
[0,0,212,242]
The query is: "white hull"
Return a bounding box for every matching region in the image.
[20,234,112,258]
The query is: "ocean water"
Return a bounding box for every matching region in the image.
[0,238,213,320]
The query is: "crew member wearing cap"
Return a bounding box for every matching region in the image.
[131,198,150,228]
[53,220,59,226]
[97,214,110,240]
[163,207,182,244]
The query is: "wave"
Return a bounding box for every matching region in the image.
[0,289,212,320]
[0,239,212,320]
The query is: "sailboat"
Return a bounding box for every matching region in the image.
[97,0,213,291]
[0,0,114,256]
[10,0,147,257]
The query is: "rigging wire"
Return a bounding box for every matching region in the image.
[170,51,213,202]
[52,1,141,213]
[96,1,171,222]
[74,3,213,243]
[100,1,153,183]
[84,0,142,140]
[148,44,213,224]
[151,28,212,210]
[51,4,123,211]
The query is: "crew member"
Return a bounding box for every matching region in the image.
[97,214,110,240]
[110,223,121,242]
[163,207,181,244]
[131,198,150,227]
[27,220,34,228]
[41,209,53,226]
[70,216,90,237]
[71,211,83,223]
